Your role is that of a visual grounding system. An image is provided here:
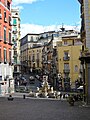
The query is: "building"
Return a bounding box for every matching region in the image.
[20,30,82,91]
[29,45,43,74]
[78,0,90,104]
[20,33,40,74]
[0,0,14,95]
[11,8,21,76]
[57,30,82,91]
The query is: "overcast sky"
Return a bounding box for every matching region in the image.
[12,0,81,38]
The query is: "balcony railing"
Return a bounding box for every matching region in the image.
[13,45,17,50]
[63,69,70,73]
[8,41,13,45]
[13,30,17,34]
[4,40,8,44]
[63,57,70,61]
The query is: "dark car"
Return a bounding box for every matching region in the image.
[20,76,27,86]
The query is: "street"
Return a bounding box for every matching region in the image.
[0,97,90,120]
[15,73,42,92]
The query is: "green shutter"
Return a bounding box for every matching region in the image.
[13,19,17,25]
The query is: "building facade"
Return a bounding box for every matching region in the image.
[78,0,90,104]
[11,8,21,76]
[20,30,82,91]
[0,0,14,95]
[20,33,40,74]
[57,35,82,91]
[28,46,43,74]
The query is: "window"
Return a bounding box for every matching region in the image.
[0,9,2,19]
[9,50,11,63]
[31,36,33,41]
[37,53,39,60]
[4,0,7,7]
[0,47,1,62]
[13,18,17,25]
[4,11,7,22]
[32,54,35,62]
[9,15,11,25]
[9,31,11,43]
[64,40,67,45]
[15,13,18,15]
[64,63,69,70]
[4,48,7,63]
[64,51,69,60]
[7,1,10,10]
[4,27,6,42]
[13,26,17,33]
[14,51,17,56]
[75,65,78,72]
[64,51,68,58]
[0,24,2,40]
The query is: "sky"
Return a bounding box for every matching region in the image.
[12,0,81,38]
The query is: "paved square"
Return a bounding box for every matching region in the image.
[0,97,90,120]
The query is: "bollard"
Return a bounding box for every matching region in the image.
[8,95,14,101]
[23,94,26,99]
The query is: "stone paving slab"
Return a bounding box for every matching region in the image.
[0,97,90,120]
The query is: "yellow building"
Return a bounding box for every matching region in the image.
[57,36,82,90]
[28,46,43,73]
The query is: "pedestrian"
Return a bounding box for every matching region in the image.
[63,94,65,99]
[60,93,62,100]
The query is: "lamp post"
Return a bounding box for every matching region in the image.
[57,73,63,91]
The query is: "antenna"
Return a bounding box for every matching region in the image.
[60,23,65,31]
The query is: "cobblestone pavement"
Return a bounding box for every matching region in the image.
[0,97,90,120]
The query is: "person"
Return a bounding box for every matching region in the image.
[60,93,62,100]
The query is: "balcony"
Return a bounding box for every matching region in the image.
[9,61,13,66]
[13,53,18,57]
[13,30,17,34]
[13,45,17,50]
[63,69,70,73]
[4,40,8,44]
[63,57,70,61]
[4,60,7,64]
[8,41,13,45]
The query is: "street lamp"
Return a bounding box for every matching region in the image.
[57,73,63,91]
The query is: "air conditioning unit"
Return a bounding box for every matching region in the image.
[0,14,2,19]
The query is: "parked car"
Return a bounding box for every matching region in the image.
[29,76,35,84]
[20,76,27,86]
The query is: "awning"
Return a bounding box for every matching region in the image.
[77,86,83,90]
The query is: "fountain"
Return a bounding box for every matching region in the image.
[28,75,60,99]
